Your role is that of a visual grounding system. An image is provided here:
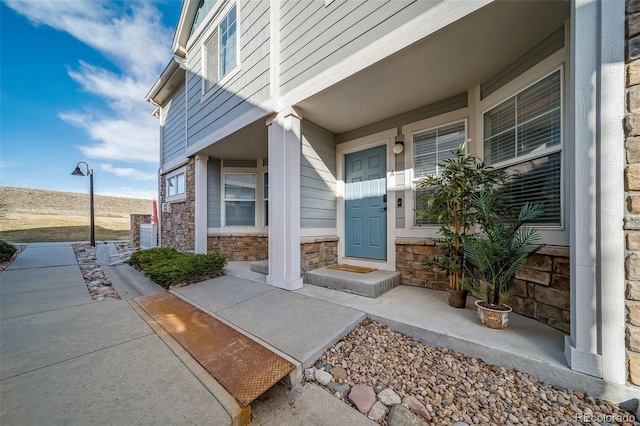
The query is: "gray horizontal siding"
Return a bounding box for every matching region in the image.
[207,158,221,228]
[186,0,271,147]
[300,120,337,229]
[279,0,444,94]
[481,25,565,99]
[162,84,186,165]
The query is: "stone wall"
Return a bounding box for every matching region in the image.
[160,158,195,253]
[129,214,153,248]
[301,236,339,273]
[395,239,570,332]
[625,0,640,387]
[207,234,268,261]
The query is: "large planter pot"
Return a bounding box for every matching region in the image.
[447,288,468,308]
[475,300,512,329]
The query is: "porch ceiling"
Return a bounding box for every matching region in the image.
[198,119,268,160]
[297,0,570,135]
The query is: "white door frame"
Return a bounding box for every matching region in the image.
[336,128,397,271]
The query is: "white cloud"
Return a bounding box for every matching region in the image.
[5,0,171,165]
[100,163,157,181]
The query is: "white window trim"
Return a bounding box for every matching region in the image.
[262,170,269,227]
[200,1,241,102]
[165,166,187,203]
[479,63,567,245]
[398,108,469,239]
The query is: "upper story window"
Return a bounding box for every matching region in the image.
[190,0,219,37]
[483,68,562,226]
[203,5,238,94]
[166,167,187,202]
[412,121,466,226]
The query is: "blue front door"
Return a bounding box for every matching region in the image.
[345,145,387,260]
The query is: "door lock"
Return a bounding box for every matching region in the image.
[383,194,387,203]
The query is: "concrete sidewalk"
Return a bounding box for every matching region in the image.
[0,243,232,425]
[0,243,377,426]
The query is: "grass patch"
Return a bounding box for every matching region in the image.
[128,248,228,289]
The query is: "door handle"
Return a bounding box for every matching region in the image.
[383,194,387,203]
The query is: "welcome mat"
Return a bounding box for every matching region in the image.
[135,292,295,407]
[327,264,377,274]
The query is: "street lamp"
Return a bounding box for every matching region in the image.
[71,161,95,247]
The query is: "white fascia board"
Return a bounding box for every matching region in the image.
[145,59,183,104]
[172,0,198,57]
[278,0,493,109]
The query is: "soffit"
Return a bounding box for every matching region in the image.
[297,0,570,134]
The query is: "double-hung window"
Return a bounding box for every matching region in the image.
[203,5,238,94]
[483,68,562,226]
[224,173,256,226]
[413,121,466,226]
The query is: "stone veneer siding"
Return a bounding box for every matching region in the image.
[160,158,196,253]
[301,236,339,273]
[204,235,337,270]
[129,214,153,248]
[207,234,268,261]
[625,0,640,387]
[395,238,571,332]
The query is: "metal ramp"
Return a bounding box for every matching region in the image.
[134,292,296,408]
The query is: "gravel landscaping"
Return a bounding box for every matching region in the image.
[73,244,120,300]
[307,318,638,426]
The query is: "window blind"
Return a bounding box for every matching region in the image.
[413,121,465,225]
[483,69,562,226]
[204,31,219,93]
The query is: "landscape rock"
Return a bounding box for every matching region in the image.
[402,395,431,421]
[314,369,333,386]
[348,384,376,414]
[327,382,350,400]
[367,401,388,424]
[387,404,428,426]
[329,366,347,381]
[304,368,315,381]
[377,387,401,406]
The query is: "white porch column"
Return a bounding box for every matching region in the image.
[194,153,209,254]
[266,107,303,290]
[565,0,626,383]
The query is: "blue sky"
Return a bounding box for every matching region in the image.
[1,0,183,199]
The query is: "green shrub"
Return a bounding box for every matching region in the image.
[0,239,17,262]
[128,247,183,271]
[128,248,227,289]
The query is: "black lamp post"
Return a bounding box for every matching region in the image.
[71,161,95,247]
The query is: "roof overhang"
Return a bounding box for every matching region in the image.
[172,0,199,58]
[145,58,186,106]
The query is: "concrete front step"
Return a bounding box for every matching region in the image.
[304,267,400,298]
[250,260,269,275]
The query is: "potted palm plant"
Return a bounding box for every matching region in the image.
[462,191,544,329]
[415,144,505,308]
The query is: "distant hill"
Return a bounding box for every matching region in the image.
[0,186,155,243]
[0,186,153,218]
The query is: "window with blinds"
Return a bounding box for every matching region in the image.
[412,121,466,226]
[203,32,218,93]
[483,69,562,226]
